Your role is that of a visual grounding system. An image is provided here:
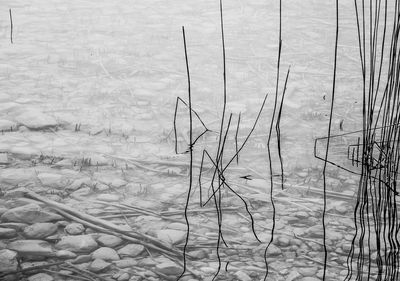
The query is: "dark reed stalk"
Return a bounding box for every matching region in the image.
[208,1,229,278]
[219,93,268,173]
[197,0,271,275]
[214,0,228,168]
[320,0,339,279]
[175,1,287,279]
[199,148,262,242]
[177,26,193,281]
[343,0,400,280]
[275,68,290,190]
[263,0,290,278]
[235,113,241,164]
[173,96,209,154]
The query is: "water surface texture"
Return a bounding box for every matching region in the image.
[0,1,383,281]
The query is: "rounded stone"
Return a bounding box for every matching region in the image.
[113,272,130,281]
[23,223,57,239]
[91,247,120,261]
[64,223,85,235]
[156,260,181,276]
[27,273,54,281]
[0,227,17,239]
[117,244,144,258]
[299,267,318,277]
[234,271,251,281]
[277,236,291,247]
[1,203,62,223]
[96,194,120,202]
[112,258,138,268]
[89,259,111,273]
[299,277,323,281]
[97,234,123,247]
[0,249,18,272]
[56,235,98,253]
[7,240,54,257]
[56,250,77,259]
[71,254,92,264]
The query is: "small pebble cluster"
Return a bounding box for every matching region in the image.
[0,202,188,281]
[0,102,366,280]
[0,189,362,281]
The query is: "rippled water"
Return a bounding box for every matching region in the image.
[0,1,377,279]
[1,0,363,169]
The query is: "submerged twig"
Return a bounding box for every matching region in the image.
[22,190,182,258]
[0,262,64,279]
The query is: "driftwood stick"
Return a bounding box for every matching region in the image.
[103,153,212,170]
[54,208,179,258]
[22,190,202,279]
[22,190,182,257]
[0,262,65,278]
[43,269,95,281]
[62,263,113,281]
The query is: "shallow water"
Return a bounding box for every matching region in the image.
[1,0,362,165]
[0,1,382,280]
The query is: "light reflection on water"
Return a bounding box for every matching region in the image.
[1,0,367,174]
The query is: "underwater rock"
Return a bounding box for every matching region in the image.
[267,244,282,256]
[299,277,322,281]
[0,153,9,164]
[156,229,186,245]
[234,271,252,281]
[71,254,92,264]
[0,168,37,186]
[97,234,123,247]
[15,110,58,130]
[0,228,17,239]
[1,204,62,224]
[0,120,18,132]
[110,178,128,188]
[116,272,130,281]
[27,273,54,281]
[37,173,69,189]
[9,146,40,160]
[0,222,28,231]
[155,260,181,276]
[298,267,318,277]
[56,235,98,253]
[0,249,18,272]
[7,240,54,257]
[89,259,111,273]
[96,194,120,202]
[91,247,120,261]
[64,223,85,235]
[56,250,77,259]
[23,223,57,239]
[117,244,144,258]
[112,258,138,268]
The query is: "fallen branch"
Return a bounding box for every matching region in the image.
[103,153,212,170]
[22,190,181,257]
[54,208,175,256]
[294,184,355,201]
[22,190,202,279]
[0,261,64,279]
[62,263,113,281]
[293,232,325,247]
[299,254,343,269]
[44,269,95,281]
